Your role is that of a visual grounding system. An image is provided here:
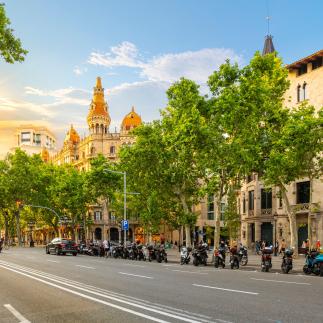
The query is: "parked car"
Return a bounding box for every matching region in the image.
[46,238,78,256]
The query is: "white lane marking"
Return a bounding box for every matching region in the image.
[0,266,169,323]
[75,265,95,269]
[170,269,208,275]
[123,264,146,268]
[250,278,311,285]
[192,284,259,295]
[0,260,217,322]
[4,304,31,323]
[162,264,178,267]
[0,263,207,323]
[47,260,60,263]
[118,272,153,279]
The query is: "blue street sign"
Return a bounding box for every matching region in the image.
[123,220,129,231]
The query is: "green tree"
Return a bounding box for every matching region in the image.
[0,3,28,63]
[263,104,323,255]
[206,52,290,246]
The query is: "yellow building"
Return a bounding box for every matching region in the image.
[240,43,323,250]
[52,77,142,242]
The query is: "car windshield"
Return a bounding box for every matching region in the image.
[61,240,74,244]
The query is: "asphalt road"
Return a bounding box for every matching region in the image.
[0,248,322,323]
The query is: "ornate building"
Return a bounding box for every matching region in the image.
[240,37,323,250]
[52,77,142,242]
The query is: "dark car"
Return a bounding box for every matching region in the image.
[46,238,78,256]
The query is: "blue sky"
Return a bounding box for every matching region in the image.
[0,0,322,156]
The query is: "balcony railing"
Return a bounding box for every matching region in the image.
[248,210,254,216]
[261,208,272,215]
[291,202,320,213]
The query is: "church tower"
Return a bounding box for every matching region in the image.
[87,77,111,134]
[262,35,275,55]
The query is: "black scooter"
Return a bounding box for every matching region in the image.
[281,249,293,274]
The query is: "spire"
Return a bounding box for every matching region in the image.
[96,76,102,88]
[262,35,275,55]
[131,106,135,112]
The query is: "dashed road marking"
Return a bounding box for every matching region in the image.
[192,283,259,295]
[118,272,153,279]
[4,304,31,323]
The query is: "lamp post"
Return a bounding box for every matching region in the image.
[103,169,140,246]
[104,169,127,245]
[27,220,35,247]
[273,212,278,256]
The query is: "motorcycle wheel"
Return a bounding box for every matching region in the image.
[320,264,323,277]
[214,258,219,268]
[164,257,168,263]
[303,265,311,275]
[230,262,234,269]
[241,256,248,266]
[156,254,162,263]
[313,264,320,276]
[148,256,152,262]
[265,264,269,272]
[193,258,198,266]
[180,257,185,265]
[235,259,239,269]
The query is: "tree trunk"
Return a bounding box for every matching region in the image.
[280,184,298,257]
[15,209,22,247]
[4,211,9,244]
[184,224,191,247]
[214,198,222,248]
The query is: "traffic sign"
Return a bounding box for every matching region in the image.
[122,220,129,231]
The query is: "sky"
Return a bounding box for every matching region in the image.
[0,0,322,157]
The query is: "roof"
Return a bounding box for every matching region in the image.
[64,125,80,144]
[121,106,142,129]
[262,35,275,56]
[286,49,323,69]
[87,77,109,121]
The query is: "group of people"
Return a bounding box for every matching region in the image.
[254,239,286,255]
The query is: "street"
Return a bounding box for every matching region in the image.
[0,248,322,323]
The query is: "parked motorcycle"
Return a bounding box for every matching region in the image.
[214,247,226,268]
[261,247,273,272]
[238,245,248,266]
[303,249,323,276]
[147,245,156,262]
[192,243,208,266]
[180,246,192,265]
[229,247,239,269]
[156,245,168,263]
[137,244,146,261]
[281,248,293,274]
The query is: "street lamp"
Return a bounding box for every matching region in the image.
[27,220,35,247]
[273,212,278,256]
[103,169,140,245]
[104,169,127,245]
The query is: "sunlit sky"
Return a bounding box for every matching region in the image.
[0,0,322,157]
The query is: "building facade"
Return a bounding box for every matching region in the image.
[13,125,57,162]
[240,46,323,250]
[52,77,143,242]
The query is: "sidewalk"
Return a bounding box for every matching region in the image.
[165,248,306,273]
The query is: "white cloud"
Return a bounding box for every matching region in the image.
[88,41,145,68]
[142,48,243,83]
[73,66,88,76]
[25,86,90,106]
[88,42,243,85]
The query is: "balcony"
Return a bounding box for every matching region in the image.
[248,210,254,216]
[291,202,320,214]
[261,208,272,216]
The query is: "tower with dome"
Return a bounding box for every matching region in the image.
[52,77,142,171]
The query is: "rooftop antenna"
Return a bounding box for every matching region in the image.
[266,0,271,35]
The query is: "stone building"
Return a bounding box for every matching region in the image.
[52,77,143,242]
[240,40,323,250]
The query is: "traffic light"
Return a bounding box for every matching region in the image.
[16,200,24,210]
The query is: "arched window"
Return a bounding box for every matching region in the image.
[297,84,301,102]
[91,146,95,155]
[96,124,99,134]
[110,146,115,154]
[302,82,307,101]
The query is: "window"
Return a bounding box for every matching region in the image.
[248,190,254,210]
[21,132,31,142]
[297,64,307,76]
[109,211,116,222]
[207,195,214,220]
[261,188,272,209]
[247,174,253,183]
[243,196,246,213]
[312,57,322,70]
[110,146,115,154]
[297,84,301,102]
[94,211,102,221]
[302,82,308,100]
[296,181,310,204]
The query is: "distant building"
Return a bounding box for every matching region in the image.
[13,125,57,162]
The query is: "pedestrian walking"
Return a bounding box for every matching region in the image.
[280,239,286,254]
